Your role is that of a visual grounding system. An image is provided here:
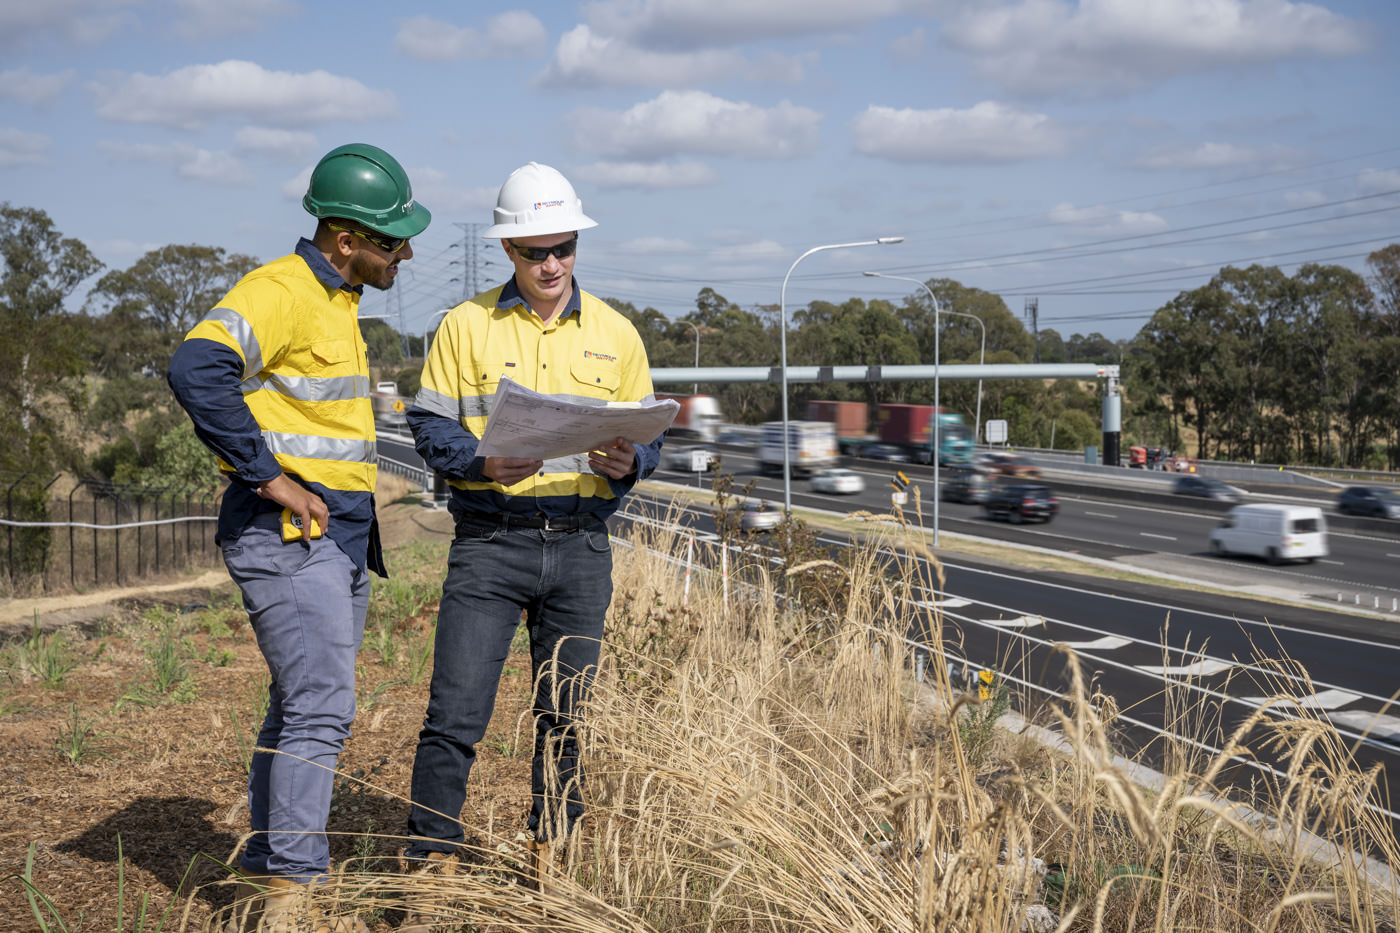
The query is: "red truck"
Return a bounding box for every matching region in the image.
[805,400,868,438]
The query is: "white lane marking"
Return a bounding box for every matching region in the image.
[1386,553,1400,560]
[1329,711,1400,742]
[983,614,1044,628]
[1136,660,1233,677]
[1058,635,1131,650]
[1085,510,1117,518]
[1319,559,1344,565]
[915,597,972,609]
[1240,688,1360,712]
[1139,532,1178,541]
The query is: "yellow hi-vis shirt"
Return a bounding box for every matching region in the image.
[411,281,658,517]
[183,253,377,495]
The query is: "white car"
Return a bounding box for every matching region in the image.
[810,468,865,495]
[660,446,714,472]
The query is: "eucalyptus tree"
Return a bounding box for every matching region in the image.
[0,204,103,470]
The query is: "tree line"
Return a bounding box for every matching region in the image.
[4,202,1397,508]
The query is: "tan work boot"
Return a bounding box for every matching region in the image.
[525,838,555,893]
[223,875,368,933]
[397,851,458,933]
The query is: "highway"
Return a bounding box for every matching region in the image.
[377,428,1400,838]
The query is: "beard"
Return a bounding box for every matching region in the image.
[351,251,397,291]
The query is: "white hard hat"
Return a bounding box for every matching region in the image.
[482,162,598,239]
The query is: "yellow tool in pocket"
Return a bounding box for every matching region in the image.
[280,508,323,542]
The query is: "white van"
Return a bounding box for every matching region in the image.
[1209,504,1328,565]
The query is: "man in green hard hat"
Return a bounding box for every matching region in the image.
[167,143,430,932]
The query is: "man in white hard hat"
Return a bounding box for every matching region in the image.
[400,162,662,888]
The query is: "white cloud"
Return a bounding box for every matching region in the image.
[1283,189,1327,207]
[169,0,299,39]
[851,101,1067,163]
[1133,141,1300,171]
[0,128,51,167]
[235,126,318,160]
[618,236,693,254]
[1358,168,1400,195]
[405,167,499,215]
[944,0,1369,94]
[571,90,822,159]
[0,68,76,105]
[395,11,547,62]
[98,140,252,185]
[92,60,396,130]
[572,160,718,189]
[0,0,136,47]
[890,26,927,62]
[281,165,314,201]
[707,239,787,264]
[538,24,809,87]
[1047,202,1168,235]
[582,0,906,48]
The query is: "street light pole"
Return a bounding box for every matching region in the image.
[680,320,700,395]
[936,308,984,449]
[862,271,950,547]
[781,237,904,515]
[422,308,451,361]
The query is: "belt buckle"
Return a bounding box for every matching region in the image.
[542,516,571,532]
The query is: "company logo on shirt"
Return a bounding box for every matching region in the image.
[534,200,565,210]
[583,349,617,363]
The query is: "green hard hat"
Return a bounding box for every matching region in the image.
[302,143,431,239]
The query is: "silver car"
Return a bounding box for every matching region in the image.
[736,499,781,532]
[810,468,865,495]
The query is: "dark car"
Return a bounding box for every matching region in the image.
[1173,475,1241,503]
[1337,486,1400,519]
[941,466,991,504]
[982,481,1058,524]
[857,443,910,462]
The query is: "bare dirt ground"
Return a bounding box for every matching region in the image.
[0,498,541,932]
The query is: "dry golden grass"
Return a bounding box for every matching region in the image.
[10,496,1399,932]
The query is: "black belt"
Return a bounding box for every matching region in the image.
[462,512,603,532]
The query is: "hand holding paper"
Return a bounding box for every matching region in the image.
[476,377,679,461]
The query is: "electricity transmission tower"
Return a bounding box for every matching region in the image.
[1024,297,1039,364]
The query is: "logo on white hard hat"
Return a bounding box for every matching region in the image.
[534,200,565,210]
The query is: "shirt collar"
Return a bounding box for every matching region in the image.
[498,276,581,320]
[296,237,363,294]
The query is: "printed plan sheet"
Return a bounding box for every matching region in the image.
[477,377,680,461]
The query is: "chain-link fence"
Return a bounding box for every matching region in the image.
[0,474,223,598]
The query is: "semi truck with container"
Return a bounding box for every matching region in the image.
[758,420,839,477]
[805,400,872,454]
[875,403,973,465]
[654,393,723,443]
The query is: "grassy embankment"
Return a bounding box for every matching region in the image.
[5,486,1397,932]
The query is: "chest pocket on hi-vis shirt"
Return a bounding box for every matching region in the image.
[308,339,355,374]
[570,357,621,400]
[459,360,513,419]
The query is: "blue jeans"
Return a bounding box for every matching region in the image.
[405,516,612,857]
[221,521,369,878]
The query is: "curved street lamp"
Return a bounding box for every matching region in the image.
[422,308,451,361]
[780,237,904,514]
[865,272,986,448]
[861,271,958,547]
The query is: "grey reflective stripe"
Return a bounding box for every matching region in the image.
[541,454,595,475]
[262,430,376,463]
[202,307,262,377]
[243,373,369,401]
[460,395,491,418]
[414,387,461,419]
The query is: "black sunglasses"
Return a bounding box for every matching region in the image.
[509,235,579,263]
[327,222,409,254]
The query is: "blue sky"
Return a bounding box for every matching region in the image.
[3,0,1398,344]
